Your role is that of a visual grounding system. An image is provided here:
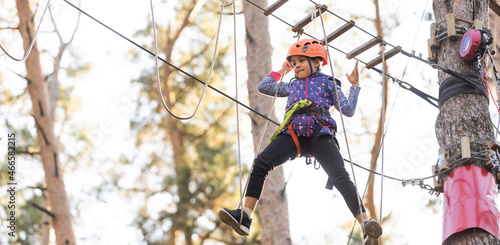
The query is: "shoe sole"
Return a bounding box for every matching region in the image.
[363,220,383,245]
[364,236,379,245]
[219,209,250,236]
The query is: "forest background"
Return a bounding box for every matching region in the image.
[1,0,500,244]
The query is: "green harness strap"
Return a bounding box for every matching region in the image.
[270,99,312,141]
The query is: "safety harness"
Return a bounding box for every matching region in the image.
[271,99,333,159]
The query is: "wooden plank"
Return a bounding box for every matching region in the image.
[446,13,456,38]
[491,0,500,17]
[461,136,471,158]
[428,39,437,62]
[474,19,483,30]
[263,0,288,16]
[346,36,383,59]
[430,23,439,50]
[365,46,402,69]
[322,20,355,44]
[291,5,328,33]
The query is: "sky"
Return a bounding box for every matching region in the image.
[1,0,500,244]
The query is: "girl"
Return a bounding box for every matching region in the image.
[219,39,382,244]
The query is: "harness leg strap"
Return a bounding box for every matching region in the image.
[288,124,301,158]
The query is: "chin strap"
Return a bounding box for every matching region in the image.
[307,57,322,76]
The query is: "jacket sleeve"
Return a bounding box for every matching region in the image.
[256,76,290,97]
[329,81,360,117]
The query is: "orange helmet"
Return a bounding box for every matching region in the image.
[286,39,328,66]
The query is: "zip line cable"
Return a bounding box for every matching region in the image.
[308,0,482,92]
[1,0,52,62]
[151,0,225,120]
[349,150,492,183]
[245,0,438,109]
[62,0,280,126]
[309,0,488,109]
[60,0,490,191]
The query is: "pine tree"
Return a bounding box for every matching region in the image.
[127,1,259,244]
[15,0,76,244]
[433,0,500,244]
[242,0,292,244]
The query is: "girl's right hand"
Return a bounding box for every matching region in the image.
[278,61,292,77]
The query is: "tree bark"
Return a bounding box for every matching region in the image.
[433,0,499,244]
[16,0,76,244]
[445,229,500,245]
[243,0,291,244]
[41,192,51,245]
[490,1,500,103]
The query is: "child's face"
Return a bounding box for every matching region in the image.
[289,55,320,79]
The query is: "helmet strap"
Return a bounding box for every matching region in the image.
[307,57,314,76]
[307,57,321,76]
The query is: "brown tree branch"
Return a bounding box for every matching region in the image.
[29,201,55,218]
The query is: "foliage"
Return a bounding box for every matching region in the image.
[124,1,258,243]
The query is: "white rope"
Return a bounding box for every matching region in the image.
[317,6,366,229]
[1,0,52,62]
[227,0,247,228]
[150,0,225,120]
[254,69,287,156]
[239,67,287,210]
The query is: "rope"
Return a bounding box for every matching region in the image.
[317,7,366,233]
[400,0,430,81]
[308,0,397,50]
[1,0,52,62]
[226,0,247,230]
[485,47,500,139]
[236,65,288,216]
[244,0,439,110]
[346,150,492,187]
[62,0,280,126]
[294,0,478,110]
[150,0,225,120]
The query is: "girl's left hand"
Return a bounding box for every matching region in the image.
[345,60,359,86]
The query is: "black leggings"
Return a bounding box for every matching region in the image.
[246,134,365,217]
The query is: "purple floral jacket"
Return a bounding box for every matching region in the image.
[257,73,360,137]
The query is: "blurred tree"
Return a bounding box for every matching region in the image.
[1,0,86,244]
[128,0,260,244]
[364,1,389,245]
[242,0,292,244]
[13,0,76,244]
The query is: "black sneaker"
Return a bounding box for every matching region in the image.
[363,219,383,245]
[219,208,252,236]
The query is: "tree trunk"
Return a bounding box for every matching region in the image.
[490,1,500,103]
[41,192,51,245]
[365,0,389,232]
[445,229,499,245]
[433,0,499,244]
[164,31,191,245]
[243,0,291,244]
[16,0,76,244]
